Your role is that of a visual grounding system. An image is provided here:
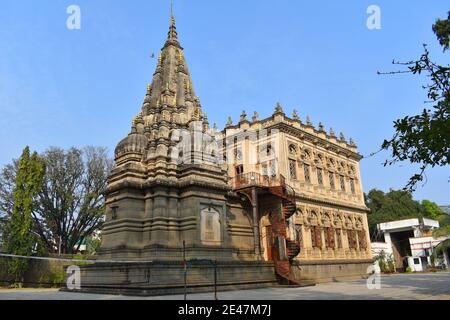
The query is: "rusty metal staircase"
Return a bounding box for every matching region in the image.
[230,172,301,285]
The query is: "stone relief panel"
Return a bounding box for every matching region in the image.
[200,206,222,246]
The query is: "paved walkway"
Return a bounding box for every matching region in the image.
[1,272,449,300]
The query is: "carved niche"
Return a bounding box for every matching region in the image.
[200,206,222,246]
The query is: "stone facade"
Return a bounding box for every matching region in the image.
[76,13,372,295]
[217,105,372,283]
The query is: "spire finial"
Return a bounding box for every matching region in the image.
[165,0,179,45]
[170,0,175,26]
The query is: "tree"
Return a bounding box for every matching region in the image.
[380,12,450,191]
[420,199,450,237]
[0,161,18,248]
[3,147,45,284]
[0,146,113,255]
[33,146,113,254]
[421,200,446,219]
[86,234,102,256]
[365,189,427,240]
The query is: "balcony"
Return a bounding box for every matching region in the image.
[229,172,287,190]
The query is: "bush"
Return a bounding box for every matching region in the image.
[38,268,65,288]
[406,266,413,273]
[374,251,396,273]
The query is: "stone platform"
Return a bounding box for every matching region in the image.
[65,260,278,296]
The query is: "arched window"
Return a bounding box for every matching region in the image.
[289,144,297,155]
[325,227,335,249]
[311,226,322,248]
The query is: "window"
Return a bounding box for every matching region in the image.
[347,230,357,249]
[289,160,297,180]
[317,168,323,186]
[325,227,335,249]
[350,178,356,194]
[340,175,346,192]
[234,149,242,161]
[295,225,303,248]
[235,165,244,175]
[336,229,342,248]
[304,164,311,183]
[329,172,335,189]
[111,207,118,220]
[261,163,268,176]
[289,144,297,155]
[311,226,322,248]
[271,161,276,177]
[358,230,367,249]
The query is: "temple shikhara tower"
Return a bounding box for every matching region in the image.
[78,11,373,295]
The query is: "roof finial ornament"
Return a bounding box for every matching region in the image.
[318,122,325,132]
[240,110,247,122]
[252,111,259,122]
[166,0,179,43]
[306,116,312,126]
[170,0,175,26]
[340,132,346,142]
[274,102,283,114]
[292,109,300,121]
[226,117,233,127]
[329,127,336,138]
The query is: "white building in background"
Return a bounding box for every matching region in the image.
[371,218,449,272]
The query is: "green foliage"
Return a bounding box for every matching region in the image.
[0,146,113,255]
[374,250,395,273]
[434,239,450,257]
[3,147,45,284]
[365,189,426,239]
[432,11,450,51]
[38,268,65,288]
[428,202,450,237]
[422,200,446,219]
[380,12,450,191]
[406,266,413,273]
[86,235,102,256]
[366,188,450,239]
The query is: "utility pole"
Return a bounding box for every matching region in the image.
[183,240,187,301]
[214,259,218,300]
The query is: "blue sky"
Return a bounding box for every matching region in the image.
[0,0,448,203]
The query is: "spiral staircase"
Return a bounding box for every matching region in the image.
[230,172,301,285]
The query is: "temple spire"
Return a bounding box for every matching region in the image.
[165,0,181,48]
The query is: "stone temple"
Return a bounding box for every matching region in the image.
[76,12,373,295]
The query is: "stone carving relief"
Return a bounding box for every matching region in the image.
[200,206,221,246]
